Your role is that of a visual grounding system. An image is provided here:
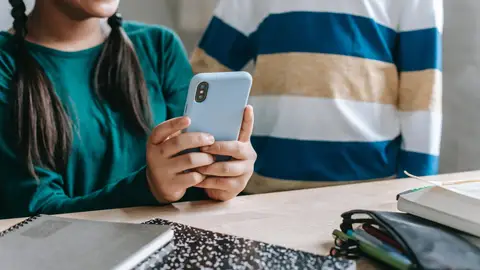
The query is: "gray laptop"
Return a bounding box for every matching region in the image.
[0,215,174,270]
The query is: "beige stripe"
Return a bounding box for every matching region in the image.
[243,173,395,194]
[398,69,442,112]
[190,48,231,74]
[251,53,399,105]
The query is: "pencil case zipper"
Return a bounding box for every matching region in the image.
[340,210,420,270]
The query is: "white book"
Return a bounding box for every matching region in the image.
[397,178,480,238]
[0,215,174,270]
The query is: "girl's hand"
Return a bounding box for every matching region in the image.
[195,105,257,201]
[146,117,215,203]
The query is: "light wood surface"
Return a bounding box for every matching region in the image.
[1,170,479,269]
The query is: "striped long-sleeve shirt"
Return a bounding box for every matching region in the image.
[191,0,443,194]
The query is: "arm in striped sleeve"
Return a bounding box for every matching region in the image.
[190,0,262,73]
[396,0,443,177]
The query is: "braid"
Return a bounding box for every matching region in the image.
[8,0,72,178]
[9,0,28,38]
[9,0,29,142]
[107,12,123,29]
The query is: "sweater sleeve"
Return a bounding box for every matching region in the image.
[0,164,157,220]
[190,0,261,73]
[395,0,443,177]
[0,130,159,219]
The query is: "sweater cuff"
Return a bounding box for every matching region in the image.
[129,166,161,206]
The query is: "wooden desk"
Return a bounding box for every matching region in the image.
[1,171,478,269]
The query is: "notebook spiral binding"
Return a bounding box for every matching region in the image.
[0,215,40,238]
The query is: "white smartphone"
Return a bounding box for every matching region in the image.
[183,71,252,160]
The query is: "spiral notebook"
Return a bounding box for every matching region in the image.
[138,218,355,270]
[1,216,355,270]
[0,215,174,270]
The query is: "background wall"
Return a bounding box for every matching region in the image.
[0,0,478,174]
[119,0,217,50]
[440,0,480,173]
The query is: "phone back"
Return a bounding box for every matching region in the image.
[184,72,252,141]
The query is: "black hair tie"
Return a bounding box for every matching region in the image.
[9,0,27,19]
[9,0,28,38]
[108,13,123,28]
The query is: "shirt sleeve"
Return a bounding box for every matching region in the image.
[395,0,443,177]
[160,29,193,119]
[190,0,261,73]
[0,124,159,219]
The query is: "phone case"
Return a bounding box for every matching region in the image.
[182,71,252,161]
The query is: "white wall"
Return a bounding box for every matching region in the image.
[120,0,216,31]
[439,0,480,173]
[118,0,175,28]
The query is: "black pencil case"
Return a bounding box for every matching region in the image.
[338,210,480,270]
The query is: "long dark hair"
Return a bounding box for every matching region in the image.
[8,0,153,178]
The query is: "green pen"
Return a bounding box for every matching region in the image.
[396,186,431,200]
[332,230,413,270]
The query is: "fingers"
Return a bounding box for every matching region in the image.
[165,130,182,141]
[206,189,237,201]
[173,172,206,189]
[170,152,215,172]
[160,132,215,157]
[195,177,245,192]
[201,141,253,160]
[238,105,254,142]
[147,166,208,203]
[149,117,190,145]
[197,160,248,177]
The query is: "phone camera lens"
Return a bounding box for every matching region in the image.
[195,82,209,103]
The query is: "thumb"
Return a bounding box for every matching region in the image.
[149,117,190,145]
[238,105,254,142]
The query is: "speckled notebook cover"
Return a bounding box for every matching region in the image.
[135,218,356,270]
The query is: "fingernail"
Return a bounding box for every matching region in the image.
[206,135,215,143]
[181,117,190,125]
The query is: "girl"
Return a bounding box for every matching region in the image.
[0,0,256,219]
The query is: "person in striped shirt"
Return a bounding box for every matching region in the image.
[191,0,443,194]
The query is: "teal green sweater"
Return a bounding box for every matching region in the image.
[0,22,199,219]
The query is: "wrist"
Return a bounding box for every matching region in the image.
[146,167,169,204]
